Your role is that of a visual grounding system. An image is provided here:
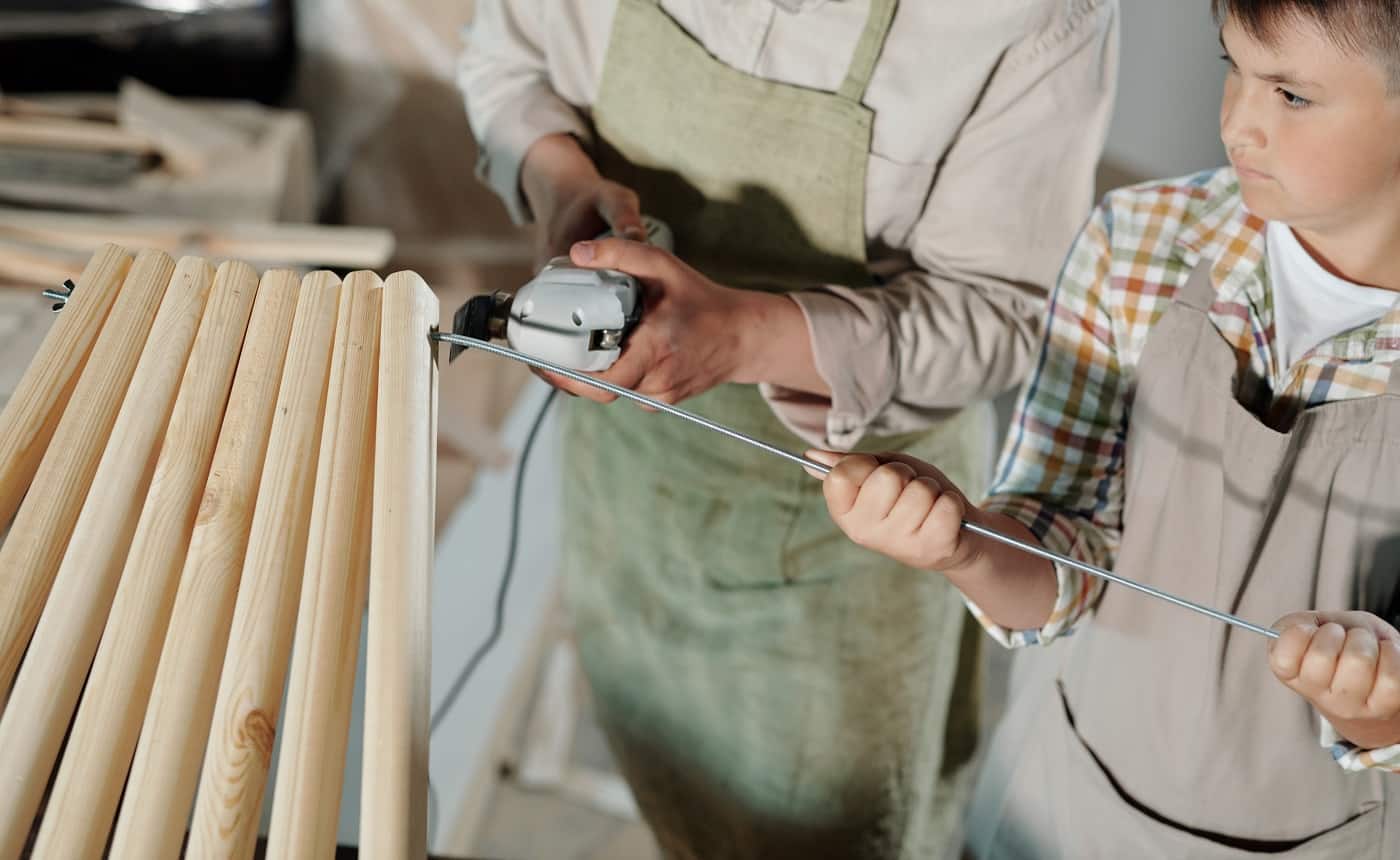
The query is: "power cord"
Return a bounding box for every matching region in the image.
[426,385,559,844]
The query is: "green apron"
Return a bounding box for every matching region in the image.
[564,2,989,856]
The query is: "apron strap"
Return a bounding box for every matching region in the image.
[837,0,898,103]
[1177,257,1218,313]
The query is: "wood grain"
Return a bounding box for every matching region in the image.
[0,254,209,860]
[0,243,130,530]
[187,270,341,860]
[267,271,382,858]
[0,249,173,707]
[110,268,301,860]
[362,271,438,859]
[35,259,258,859]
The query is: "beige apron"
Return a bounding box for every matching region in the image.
[562,1,991,857]
[968,260,1400,858]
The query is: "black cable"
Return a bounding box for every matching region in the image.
[431,385,559,734]
[426,384,558,847]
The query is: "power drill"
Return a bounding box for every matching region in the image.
[448,217,672,372]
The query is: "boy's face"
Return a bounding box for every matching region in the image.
[1219,15,1400,231]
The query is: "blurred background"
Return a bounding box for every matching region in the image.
[0,1,1225,857]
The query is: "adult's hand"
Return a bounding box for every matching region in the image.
[519,133,646,266]
[535,238,822,406]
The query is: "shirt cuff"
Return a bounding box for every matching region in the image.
[1321,718,1400,773]
[759,288,895,450]
[965,496,1105,648]
[474,89,593,226]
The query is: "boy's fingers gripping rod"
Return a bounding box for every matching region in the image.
[433,332,1279,641]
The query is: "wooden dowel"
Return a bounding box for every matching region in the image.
[0,243,129,530]
[110,269,301,860]
[267,272,383,859]
[0,254,208,860]
[187,270,341,860]
[362,271,438,859]
[0,249,173,708]
[34,260,259,859]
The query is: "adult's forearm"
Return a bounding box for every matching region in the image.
[518,133,598,217]
[729,291,831,397]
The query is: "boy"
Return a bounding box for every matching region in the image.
[810,0,1400,855]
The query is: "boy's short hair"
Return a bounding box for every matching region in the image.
[1212,0,1400,91]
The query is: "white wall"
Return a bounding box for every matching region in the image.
[1102,0,1227,180]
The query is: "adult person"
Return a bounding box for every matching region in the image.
[459,2,1117,857]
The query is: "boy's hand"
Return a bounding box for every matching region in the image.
[1269,610,1400,749]
[806,451,981,572]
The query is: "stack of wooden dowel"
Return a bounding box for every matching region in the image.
[0,244,437,858]
[0,81,318,225]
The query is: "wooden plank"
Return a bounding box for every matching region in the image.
[34,260,259,859]
[1,95,117,123]
[0,243,129,530]
[0,238,84,286]
[363,271,438,859]
[110,269,301,860]
[186,270,341,860]
[267,272,382,858]
[0,116,155,156]
[0,253,206,860]
[119,78,250,177]
[0,145,147,186]
[0,249,173,707]
[0,207,395,272]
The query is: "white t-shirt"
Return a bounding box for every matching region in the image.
[1266,220,1399,375]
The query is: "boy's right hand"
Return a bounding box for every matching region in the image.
[806,451,982,573]
[519,133,647,267]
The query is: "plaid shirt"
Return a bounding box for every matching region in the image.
[973,167,1400,771]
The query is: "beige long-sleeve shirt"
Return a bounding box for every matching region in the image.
[459,0,1118,448]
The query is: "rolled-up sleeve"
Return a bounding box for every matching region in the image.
[974,204,1125,648]
[458,0,597,224]
[764,0,1119,449]
[1321,720,1400,774]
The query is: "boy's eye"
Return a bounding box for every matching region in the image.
[1278,88,1311,109]
[1220,53,1238,73]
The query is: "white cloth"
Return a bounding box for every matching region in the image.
[1267,220,1399,375]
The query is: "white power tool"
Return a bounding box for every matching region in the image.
[448,217,672,372]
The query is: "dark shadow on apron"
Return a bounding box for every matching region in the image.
[594,141,872,289]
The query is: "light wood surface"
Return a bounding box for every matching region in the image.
[267,271,383,858]
[187,270,341,860]
[0,243,129,529]
[0,115,154,156]
[363,271,438,859]
[0,254,208,860]
[35,260,259,859]
[110,269,302,860]
[0,246,443,854]
[0,249,173,709]
[118,78,250,177]
[0,207,395,272]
